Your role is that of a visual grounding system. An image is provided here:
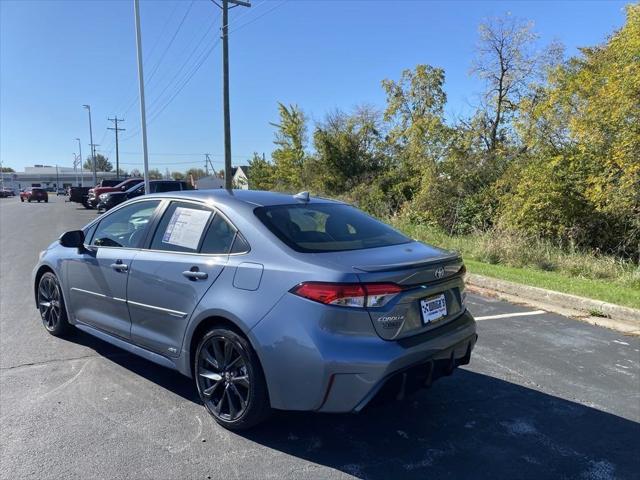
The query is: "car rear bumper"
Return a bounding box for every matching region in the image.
[250,294,477,413]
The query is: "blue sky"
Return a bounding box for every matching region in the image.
[0,0,629,173]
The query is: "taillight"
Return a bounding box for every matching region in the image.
[291,282,402,308]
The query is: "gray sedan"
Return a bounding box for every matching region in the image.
[32,190,477,430]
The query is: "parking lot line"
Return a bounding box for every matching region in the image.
[474,310,546,321]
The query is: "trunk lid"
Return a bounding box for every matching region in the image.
[304,241,467,340]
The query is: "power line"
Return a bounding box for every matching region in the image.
[145,18,217,114]
[230,0,287,34]
[118,0,196,118]
[144,0,196,87]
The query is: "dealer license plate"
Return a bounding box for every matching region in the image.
[420,293,447,325]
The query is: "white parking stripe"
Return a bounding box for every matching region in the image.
[474,310,546,321]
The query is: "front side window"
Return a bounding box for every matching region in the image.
[254,203,411,253]
[91,200,160,248]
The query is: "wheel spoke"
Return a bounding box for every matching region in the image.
[211,340,225,369]
[223,340,233,368]
[202,349,220,370]
[225,354,242,370]
[39,283,49,300]
[203,380,222,397]
[229,383,247,410]
[225,386,237,418]
[199,369,222,382]
[231,375,249,388]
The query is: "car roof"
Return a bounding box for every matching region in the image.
[145,189,343,208]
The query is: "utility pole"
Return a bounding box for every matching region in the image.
[75,138,83,186]
[134,0,150,195]
[108,117,125,180]
[82,105,97,186]
[204,153,216,177]
[212,0,251,189]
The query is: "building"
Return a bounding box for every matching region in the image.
[0,165,118,191]
[232,166,251,189]
[195,175,225,190]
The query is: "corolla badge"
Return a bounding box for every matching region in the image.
[434,266,446,279]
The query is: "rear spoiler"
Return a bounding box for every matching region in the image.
[353,253,462,273]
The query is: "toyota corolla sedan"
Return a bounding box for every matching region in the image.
[32,190,476,430]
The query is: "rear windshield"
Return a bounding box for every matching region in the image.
[254,203,411,253]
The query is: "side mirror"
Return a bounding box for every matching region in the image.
[59,230,85,248]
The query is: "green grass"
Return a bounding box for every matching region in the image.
[391,219,640,310]
[464,260,640,309]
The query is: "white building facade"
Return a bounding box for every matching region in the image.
[0,165,118,191]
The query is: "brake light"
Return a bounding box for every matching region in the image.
[291,282,402,308]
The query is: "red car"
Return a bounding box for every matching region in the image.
[20,187,48,203]
[88,178,144,208]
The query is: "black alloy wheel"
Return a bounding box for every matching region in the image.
[37,272,70,336]
[195,328,270,430]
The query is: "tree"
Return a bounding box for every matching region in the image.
[502,4,640,257]
[83,154,112,172]
[185,168,207,181]
[247,153,275,190]
[147,168,163,180]
[312,106,386,194]
[381,65,451,218]
[0,167,14,173]
[270,103,308,191]
[130,168,142,177]
[171,171,185,181]
[471,15,560,152]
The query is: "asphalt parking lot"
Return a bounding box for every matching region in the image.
[1,196,639,480]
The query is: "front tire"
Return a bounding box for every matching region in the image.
[37,272,70,337]
[194,328,271,430]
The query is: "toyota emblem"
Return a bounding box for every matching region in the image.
[434,267,446,279]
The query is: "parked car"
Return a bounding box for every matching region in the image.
[56,188,67,196]
[97,180,190,212]
[0,188,16,197]
[32,190,476,430]
[86,179,123,209]
[88,177,144,208]
[21,187,48,202]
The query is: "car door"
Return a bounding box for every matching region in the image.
[66,200,161,339]
[127,200,238,357]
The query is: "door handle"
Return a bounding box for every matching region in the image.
[182,267,208,281]
[111,261,128,272]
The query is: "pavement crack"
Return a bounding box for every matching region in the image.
[0,352,130,372]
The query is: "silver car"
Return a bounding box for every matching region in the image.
[32,190,477,430]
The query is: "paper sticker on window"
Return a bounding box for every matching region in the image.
[162,207,212,250]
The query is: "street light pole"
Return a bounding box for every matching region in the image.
[133,0,150,195]
[73,154,79,187]
[82,105,97,186]
[75,138,83,186]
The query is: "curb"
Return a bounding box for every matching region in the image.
[466,273,640,335]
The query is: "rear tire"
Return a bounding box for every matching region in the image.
[194,328,271,430]
[37,272,71,337]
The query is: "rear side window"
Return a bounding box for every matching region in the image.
[154,182,181,193]
[254,203,411,253]
[150,201,243,255]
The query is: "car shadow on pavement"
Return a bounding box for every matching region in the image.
[63,329,640,479]
[241,371,640,479]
